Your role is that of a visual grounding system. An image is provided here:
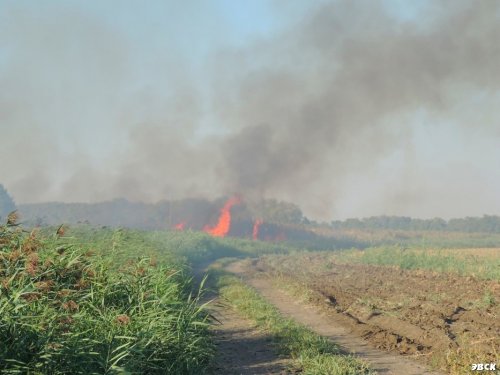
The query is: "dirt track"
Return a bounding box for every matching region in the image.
[194,262,293,374]
[209,296,292,374]
[226,260,445,375]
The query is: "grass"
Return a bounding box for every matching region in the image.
[68,226,295,265]
[316,228,500,249]
[480,290,496,308]
[260,246,500,280]
[0,221,214,374]
[334,246,500,280]
[433,333,499,375]
[209,264,373,375]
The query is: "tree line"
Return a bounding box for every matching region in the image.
[3,183,500,233]
[330,215,500,233]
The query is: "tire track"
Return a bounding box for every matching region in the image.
[226,260,444,375]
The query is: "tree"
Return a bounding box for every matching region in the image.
[261,199,304,224]
[0,184,16,221]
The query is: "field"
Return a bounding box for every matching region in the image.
[2,216,499,374]
[332,246,500,280]
[252,248,499,374]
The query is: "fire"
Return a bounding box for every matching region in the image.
[203,196,241,237]
[174,221,186,231]
[252,219,263,240]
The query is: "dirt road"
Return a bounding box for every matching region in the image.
[226,260,444,375]
[208,296,293,374]
[193,262,293,374]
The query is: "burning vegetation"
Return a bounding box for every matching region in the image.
[252,218,263,240]
[203,196,241,237]
[166,195,287,241]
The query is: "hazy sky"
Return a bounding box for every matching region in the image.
[1,0,499,220]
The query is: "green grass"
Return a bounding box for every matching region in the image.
[211,267,373,375]
[335,247,500,280]
[0,222,214,374]
[63,225,294,265]
[320,228,500,249]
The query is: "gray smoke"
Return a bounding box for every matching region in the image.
[1,0,500,219]
[214,0,500,217]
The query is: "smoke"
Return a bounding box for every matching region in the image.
[213,0,500,217]
[1,1,500,219]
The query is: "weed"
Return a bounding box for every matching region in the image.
[481,290,496,308]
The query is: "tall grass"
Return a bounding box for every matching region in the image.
[141,229,295,264]
[0,222,214,374]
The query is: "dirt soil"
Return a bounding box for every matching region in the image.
[252,254,499,370]
[228,260,444,375]
[193,262,294,374]
[208,296,294,374]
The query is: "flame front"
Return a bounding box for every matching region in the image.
[174,221,186,231]
[252,219,263,240]
[203,196,241,237]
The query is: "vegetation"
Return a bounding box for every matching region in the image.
[0,184,16,221]
[441,334,499,375]
[314,227,500,249]
[260,246,500,281]
[3,204,499,374]
[21,197,500,235]
[0,220,214,374]
[145,230,293,263]
[330,214,500,233]
[210,265,373,375]
[252,198,304,225]
[333,247,500,280]
[18,197,307,230]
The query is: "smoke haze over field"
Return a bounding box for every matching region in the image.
[1,0,499,220]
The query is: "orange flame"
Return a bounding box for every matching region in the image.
[203,196,241,237]
[174,221,186,231]
[252,219,263,240]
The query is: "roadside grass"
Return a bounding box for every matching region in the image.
[432,334,499,375]
[0,221,214,374]
[209,264,373,375]
[333,247,500,280]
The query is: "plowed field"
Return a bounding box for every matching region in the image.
[254,253,499,373]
